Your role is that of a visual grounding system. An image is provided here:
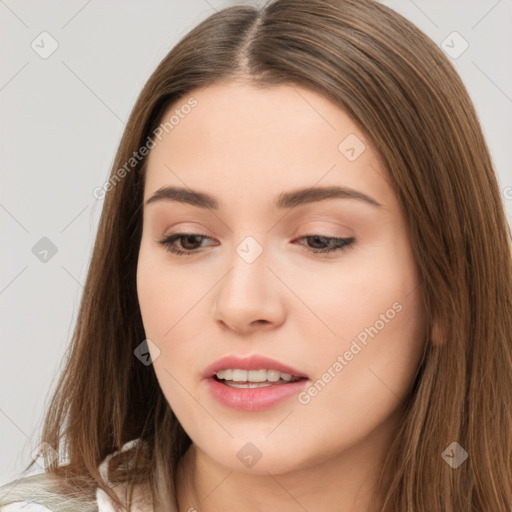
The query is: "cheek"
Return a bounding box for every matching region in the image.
[300,236,426,416]
[300,235,421,346]
[136,243,213,386]
[137,241,198,337]
[136,251,205,412]
[302,288,425,445]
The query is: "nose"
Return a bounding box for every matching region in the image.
[211,244,286,335]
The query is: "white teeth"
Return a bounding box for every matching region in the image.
[266,370,281,382]
[215,369,300,383]
[232,369,247,382]
[247,369,267,382]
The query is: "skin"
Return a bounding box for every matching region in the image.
[136,81,427,512]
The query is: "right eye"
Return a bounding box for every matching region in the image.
[156,233,215,256]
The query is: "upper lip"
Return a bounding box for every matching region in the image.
[203,354,309,379]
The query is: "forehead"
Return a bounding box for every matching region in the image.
[143,81,392,211]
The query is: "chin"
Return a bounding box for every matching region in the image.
[196,435,318,476]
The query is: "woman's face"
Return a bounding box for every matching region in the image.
[136,81,427,475]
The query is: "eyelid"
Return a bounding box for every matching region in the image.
[294,220,354,236]
[158,220,355,246]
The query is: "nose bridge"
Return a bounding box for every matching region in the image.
[235,234,266,266]
[212,232,284,330]
[223,233,270,298]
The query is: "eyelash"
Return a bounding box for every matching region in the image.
[156,232,355,257]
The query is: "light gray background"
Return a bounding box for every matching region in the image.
[1,0,511,486]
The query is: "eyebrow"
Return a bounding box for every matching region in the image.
[144,185,382,210]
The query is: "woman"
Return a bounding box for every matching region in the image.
[1,0,511,510]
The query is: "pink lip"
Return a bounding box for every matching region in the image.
[202,354,310,412]
[202,354,309,379]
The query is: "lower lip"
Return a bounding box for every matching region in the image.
[205,376,309,412]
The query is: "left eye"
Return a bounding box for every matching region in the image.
[156,233,355,256]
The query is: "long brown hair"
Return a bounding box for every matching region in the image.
[3,0,512,510]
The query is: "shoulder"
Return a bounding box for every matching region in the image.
[0,473,99,512]
[0,439,156,512]
[96,438,155,512]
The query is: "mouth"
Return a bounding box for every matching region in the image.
[203,354,309,381]
[203,355,310,411]
[213,369,305,388]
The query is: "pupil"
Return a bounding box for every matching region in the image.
[183,235,200,249]
[310,235,327,248]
